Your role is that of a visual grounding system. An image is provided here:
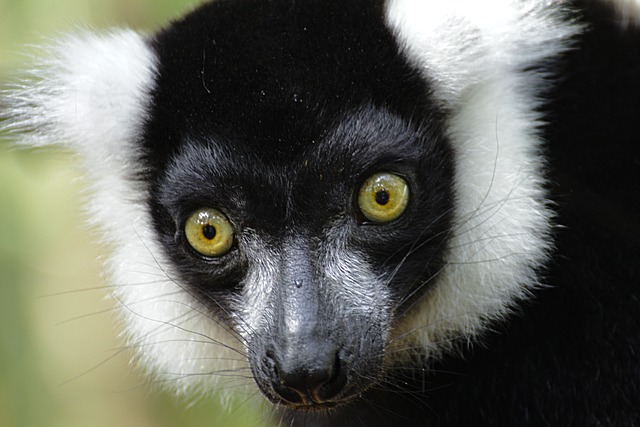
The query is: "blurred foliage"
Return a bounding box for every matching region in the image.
[0,0,271,426]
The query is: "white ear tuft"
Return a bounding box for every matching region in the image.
[609,0,640,26]
[386,0,578,106]
[3,30,157,171]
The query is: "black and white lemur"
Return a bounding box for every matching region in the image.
[3,0,640,425]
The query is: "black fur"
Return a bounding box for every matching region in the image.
[145,0,455,416]
[145,2,455,318]
[139,0,640,425]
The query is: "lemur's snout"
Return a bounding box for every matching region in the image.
[265,344,348,405]
[248,237,387,408]
[263,238,351,405]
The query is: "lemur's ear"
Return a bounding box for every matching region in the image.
[386,0,577,105]
[2,30,159,263]
[3,30,157,173]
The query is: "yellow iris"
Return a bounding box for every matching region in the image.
[358,172,409,223]
[184,208,234,257]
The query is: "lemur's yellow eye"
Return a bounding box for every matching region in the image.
[185,208,234,257]
[358,172,409,223]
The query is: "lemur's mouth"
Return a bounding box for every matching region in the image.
[280,399,342,411]
[272,382,370,412]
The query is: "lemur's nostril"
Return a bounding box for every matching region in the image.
[266,348,347,405]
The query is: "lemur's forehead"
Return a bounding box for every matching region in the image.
[171,105,426,175]
[141,0,437,176]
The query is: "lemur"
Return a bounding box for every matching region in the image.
[3,0,640,425]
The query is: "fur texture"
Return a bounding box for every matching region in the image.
[4,30,245,396]
[2,0,639,425]
[385,0,578,360]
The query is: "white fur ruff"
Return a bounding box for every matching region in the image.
[385,0,579,360]
[2,31,248,398]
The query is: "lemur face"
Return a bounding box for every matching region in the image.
[150,107,454,406]
[145,2,454,405]
[3,0,572,415]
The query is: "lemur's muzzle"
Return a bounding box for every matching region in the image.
[247,237,383,408]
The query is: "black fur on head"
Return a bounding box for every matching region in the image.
[142,0,455,409]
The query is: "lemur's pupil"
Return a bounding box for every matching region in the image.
[202,224,217,240]
[375,190,390,205]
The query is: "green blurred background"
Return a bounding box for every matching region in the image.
[0,1,270,426]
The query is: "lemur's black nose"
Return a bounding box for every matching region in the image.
[265,347,348,405]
